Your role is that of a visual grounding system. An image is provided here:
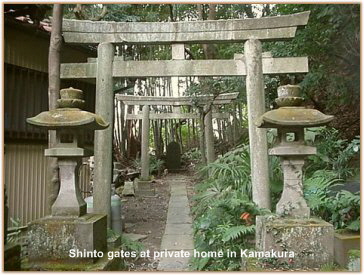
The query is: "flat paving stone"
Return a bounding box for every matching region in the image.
[170,189,187,196]
[122,181,135,196]
[167,214,192,223]
[158,175,195,271]
[169,196,188,203]
[161,234,194,250]
[157,250,193,271]
[164,223,194,235]
[169,201,189,209]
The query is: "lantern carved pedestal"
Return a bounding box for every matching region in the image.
[25,88,121,270]
[255,85,335,267]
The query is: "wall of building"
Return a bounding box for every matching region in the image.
[5,143,92,226]
[4,19,97,227]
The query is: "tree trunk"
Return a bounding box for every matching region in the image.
[47,4,63,215]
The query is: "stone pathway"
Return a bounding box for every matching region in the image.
[157,174,194,271]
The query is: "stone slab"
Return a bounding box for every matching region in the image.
[169,195,188,203]
[170,189,187,196]
[135,179,155,196]
[167,214,192,224]
[126,112,229,120]
[122,181,135,196]
[164,223,194,235]
[169,201,189,209]
[28,214,107,264]
[167,207,191,217]
[161,234,194,250]
[61,58,309,79]
[24,248,124,271]
[256,216,334,268]
[63,12,309,35]
[334,231,360,267]
[157,250,193,271]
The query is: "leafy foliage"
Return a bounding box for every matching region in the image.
[305,127,360,179]
[191,145,271,270]
[304,170,360,231]
[266,4,360,139]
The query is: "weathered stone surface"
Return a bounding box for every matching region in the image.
[157,252,192,271]
[276,158,310,218]
[348,253,360,271]
[51,159,87,217]
[135,179,155,196]
[158,177,194,271]
[64,28,299,44]
[167,207,191,223]
[116,93,238,106]
[204,109,215,164]
[93,43,114,226]
[26,87,108,130]
[166,141,182,171]
[24,248,124,271]
[334,231,360,267]
[62,12,311,45]
[257,85,334,128]
[140,105,150,181]
[257,108,334,128]
[256,216,334,268]
[161,234,194,250]
[164,223,193,235]
[61,57,309,79]
[121,181,135,196]
[63,12,309,36]
[125,112,229,120]
[244,39,270,210]
[28,214,107,264]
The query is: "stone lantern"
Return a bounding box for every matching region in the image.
[255,84,335,267]
[256,84,334,217]
[26,88,109,266]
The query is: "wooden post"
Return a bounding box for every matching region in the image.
[94,42,114,226]
[244,39,271,210]
[141,105,150,181]
[204,108,215,164]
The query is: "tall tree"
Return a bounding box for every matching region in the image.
[47,4,63,214]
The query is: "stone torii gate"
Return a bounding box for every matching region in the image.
[60,11,310,224]
[117,92,239,182]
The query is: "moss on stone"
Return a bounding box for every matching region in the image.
[348,249,360,259]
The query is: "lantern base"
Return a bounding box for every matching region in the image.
[256,215,334,268]
[28,214,107,264]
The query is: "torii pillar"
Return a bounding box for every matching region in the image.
[244,39,270,210]
[93,42,114,226]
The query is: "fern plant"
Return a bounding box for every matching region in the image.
[304,169,360,231]
[191,145,271,271]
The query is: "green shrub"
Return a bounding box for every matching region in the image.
[305,127,360,179]
[191,145,270,271]
[304,170,360,231]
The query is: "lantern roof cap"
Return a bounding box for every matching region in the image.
[256,85,334,128]
[256,107,334,128]
[27,87,109,130]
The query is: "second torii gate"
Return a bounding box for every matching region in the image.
[60,11,310,225]
[117,92,239,183]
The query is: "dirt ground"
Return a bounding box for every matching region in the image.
[121,169,197,271]
[122,177,170,271]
